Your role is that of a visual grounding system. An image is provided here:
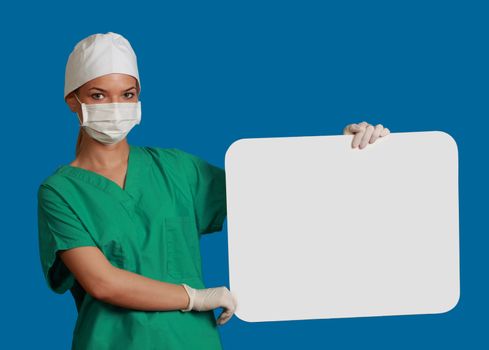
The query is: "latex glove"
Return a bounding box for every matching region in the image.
[343,121,390,149]
[180,284,238,326]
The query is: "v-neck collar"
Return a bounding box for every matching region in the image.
[55,144,147,203]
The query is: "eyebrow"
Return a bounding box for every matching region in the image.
[89,86,137,92]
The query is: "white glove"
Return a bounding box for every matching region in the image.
[343,121,390,149]
[180,284,238,326]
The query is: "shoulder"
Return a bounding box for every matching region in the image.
[139,145,199,168]
[37,182,69,218]
[37,179,67,208]
[37,167,72,202]
[138,146,219,187]
[141,145,184,159]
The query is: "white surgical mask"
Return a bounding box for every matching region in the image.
[74,93,142,144]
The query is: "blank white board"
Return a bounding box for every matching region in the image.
[224,131,459,322]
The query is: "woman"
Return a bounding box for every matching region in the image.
[37,32,390,350]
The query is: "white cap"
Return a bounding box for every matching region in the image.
[64,32,141,99]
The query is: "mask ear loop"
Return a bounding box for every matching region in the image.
[73,93,84,125]
[74,92,83,105]
[72,92,85,154]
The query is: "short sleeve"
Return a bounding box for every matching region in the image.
[176,149,227,234]
[37,184,97,294]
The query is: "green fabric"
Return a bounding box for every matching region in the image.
[37,145,227,350]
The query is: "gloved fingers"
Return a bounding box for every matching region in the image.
[216,289,238,325]
[380,127,390,137]
[348,123,363,132]
[369,124,384,144]
[352,129,365,148]
[343,124,357,135]
[347,121,390,148]
[351,121,369,148]
[358,121,369,128]
[345,122,365,134]
[216,306,235,325]
[359,124,374,148]
[345,120,369,133]
[216,310,231,325]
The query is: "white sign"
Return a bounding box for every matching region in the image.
[225,131,460,322]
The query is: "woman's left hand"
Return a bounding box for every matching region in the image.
[343,121,390,149]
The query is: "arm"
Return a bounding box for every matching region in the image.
[38,184,188,310]
[59,246,190,311]
[176,148,227,234]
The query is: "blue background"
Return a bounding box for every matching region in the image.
[0,1,486,348]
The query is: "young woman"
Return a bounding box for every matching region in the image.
[37,32,390,350]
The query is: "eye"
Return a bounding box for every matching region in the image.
[91,93,104,100]
[125,92,135,99]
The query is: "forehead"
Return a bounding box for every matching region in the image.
[83,73,137,90]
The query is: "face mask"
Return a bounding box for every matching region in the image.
[74,93,142,145]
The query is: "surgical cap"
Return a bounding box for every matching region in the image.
[64,32,141,99]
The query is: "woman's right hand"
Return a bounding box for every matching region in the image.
[180,284,238,325]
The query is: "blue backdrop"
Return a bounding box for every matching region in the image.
[1,1,486,348]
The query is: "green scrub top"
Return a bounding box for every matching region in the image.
[37,145,227,350]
